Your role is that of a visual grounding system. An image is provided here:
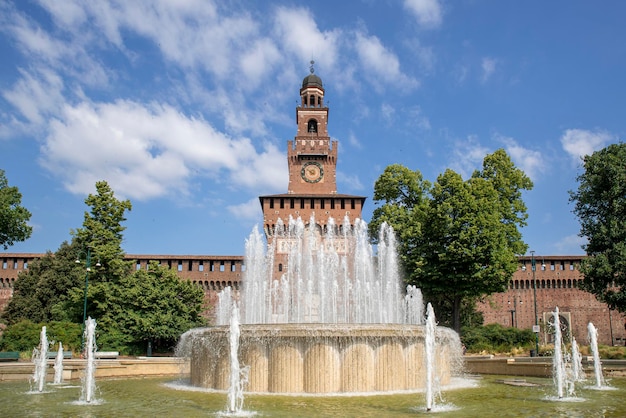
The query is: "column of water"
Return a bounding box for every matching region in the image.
[552,307,567,398]
[53,342,64,384]
[81,317,97,403]
[425,303,436,411]
[32,326,48,392]
[587,322,605,388]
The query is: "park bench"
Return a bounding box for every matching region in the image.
[94,351,119,359]
[0,352,20,361]
[46,351,73,359]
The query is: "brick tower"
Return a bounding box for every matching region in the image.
[259,63,366,276]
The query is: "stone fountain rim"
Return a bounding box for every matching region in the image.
[188,323,460,339]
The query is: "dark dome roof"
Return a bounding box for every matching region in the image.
[302,73,323,89]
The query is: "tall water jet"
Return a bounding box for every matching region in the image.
[424,303,437,411]
[552,307,574,398]
[552,307,564,398]
[53,342,64,384]
[587,322,605,388]
[225,301,248,414]
[31,326,49,392]
[570,337,584,383]
[81,317,98,403]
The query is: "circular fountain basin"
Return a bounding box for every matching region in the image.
[188,323,461,394]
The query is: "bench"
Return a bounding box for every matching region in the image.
[46,351,73,359]
[0,352,20,361]
[94,351,119,359]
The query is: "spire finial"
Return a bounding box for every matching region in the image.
[310,60,315,74]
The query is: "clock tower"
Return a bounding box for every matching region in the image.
[287,64,336,195]
[259,63,365,256]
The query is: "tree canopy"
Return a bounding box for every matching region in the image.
[570,142,626,312]
[0,169,32,249]
[1,180,207,355]
[370,149,532,332]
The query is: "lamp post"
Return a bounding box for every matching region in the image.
[531,250,539,355]
[76,247,100,349]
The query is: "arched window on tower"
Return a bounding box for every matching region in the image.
[308,119,318,133]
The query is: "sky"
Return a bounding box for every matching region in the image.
[1,0,624,258]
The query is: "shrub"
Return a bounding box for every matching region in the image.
[0,320,81,353]
[462,323,535,354]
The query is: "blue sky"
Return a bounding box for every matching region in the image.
[1,0,624,257]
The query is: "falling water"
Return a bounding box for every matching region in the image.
[31,326,49,392]
[81,317,98,403]
[424,303,437,411]
[570,337,585,382]
[552,308,564,398]
[587,322,605,388]
[552,307,575,398]
[225,301,248,414]
[218,216,424,326]
[53,342,64,384]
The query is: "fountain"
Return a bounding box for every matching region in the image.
[587,322,605,389]
[570,336,585,383]
[31,326,49,392]
[552,307,573,398]
[225,301,249,414]
[183,216,462,394]
[424,303,437,411]
[81,317,98,403]
[53,342,64,384]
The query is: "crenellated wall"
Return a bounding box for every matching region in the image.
[2,252,624,346]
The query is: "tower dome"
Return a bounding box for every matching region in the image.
[302,73,323,89]
[302,60,323,89]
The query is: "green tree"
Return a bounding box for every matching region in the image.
[71,180,133,285]
[368,164,430,275]
[0,169,32,249]
[1,241,83,325]
[370,150,532,332]
[93,262,205,354]
[570,142,626,312]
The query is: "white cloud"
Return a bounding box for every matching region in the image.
[228,198,263,222]
[553,233,587,254]
[354,32,419,91]
[337,171,364,191]
[273,6,340,69]
[449,135,490,178]
[381,103,396,124]
[39,99,286,200]
[481,57,497,83]
[347,132,362,149]
[2,68,65,124]
[403,0,443,29]
[560,128,614,162]
[497,135,545,181]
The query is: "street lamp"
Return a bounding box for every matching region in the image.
[76,247,100,349]
[531,250,539,356]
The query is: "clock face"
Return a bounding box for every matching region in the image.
[301,161,324,183]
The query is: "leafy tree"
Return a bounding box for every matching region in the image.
[370,150,532,332]
[71,180,133,286]
[368,164,430,274]
[570,143,626,312]
[91,262,205,354]
[0,169,32,249]
[1,241,83,325]
[3,180,207,354]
